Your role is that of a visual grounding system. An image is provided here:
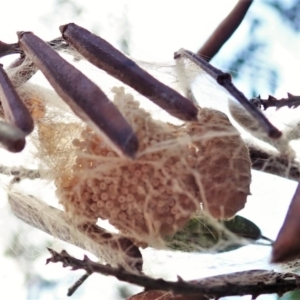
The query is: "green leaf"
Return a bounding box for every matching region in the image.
[277,289,300,300]
[165,215,266,253]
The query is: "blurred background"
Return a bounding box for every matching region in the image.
[1,0,300,299]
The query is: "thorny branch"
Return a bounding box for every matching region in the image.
[47,248,300,299]
[251,94,300,110]
[198,0,253,61]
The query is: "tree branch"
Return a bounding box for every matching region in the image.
[0,165,40,180]
[47,248,300,299]
[67,272,91,296]
[248,144,300,181]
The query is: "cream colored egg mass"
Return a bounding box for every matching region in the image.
[54,87,251,245]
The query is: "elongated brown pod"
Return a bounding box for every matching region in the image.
[272,183,300,263]
[174,48,281,139]
[60,23,198,122]
[0,121,25,152]
[18,31,138,158]
[0,64,34,134]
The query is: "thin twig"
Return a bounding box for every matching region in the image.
[0,165,40,180]
[198,1,253,61]
[48,37,69,51]
[0,41,22,58]
[67,272,91,296]
[47,248,300,298]
[174,49,282,139]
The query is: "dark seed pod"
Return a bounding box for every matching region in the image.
[272,183,300,263]
[0,121,25,152]
[60,23,198,122]
[174,48,281,139]
[18,31,138,158]
[0,64,34,134]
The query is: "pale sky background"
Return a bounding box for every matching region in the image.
[0,1,299,299]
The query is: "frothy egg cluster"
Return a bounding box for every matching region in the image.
[54,87,251,245]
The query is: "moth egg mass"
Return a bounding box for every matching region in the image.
[54,87,251,246]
